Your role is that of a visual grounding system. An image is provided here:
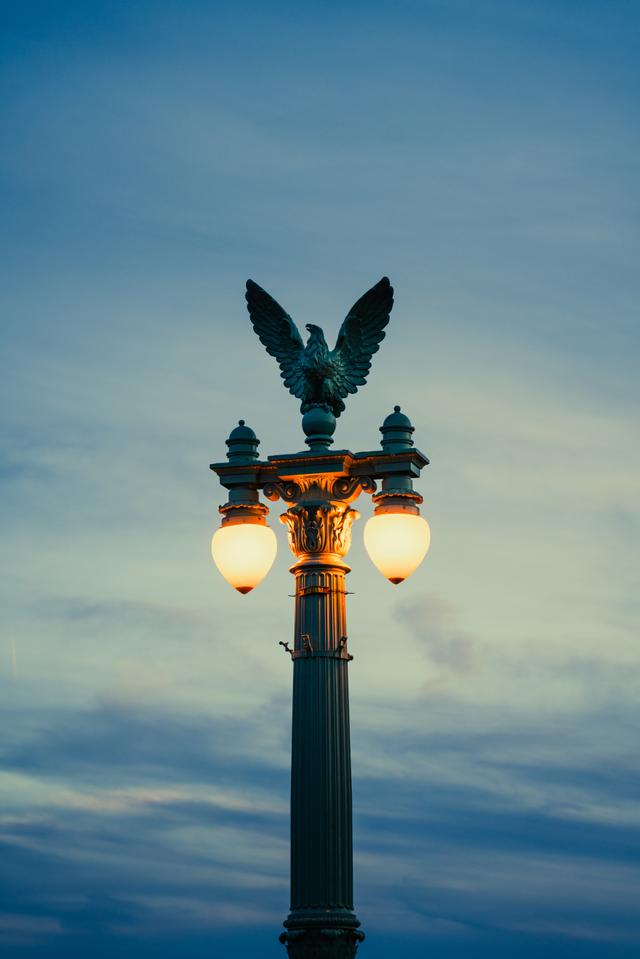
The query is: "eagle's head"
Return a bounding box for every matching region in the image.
[303,324,329,367]
[305,323,327,347]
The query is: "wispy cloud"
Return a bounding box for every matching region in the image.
[1,1,638,956]
[397,593,477,679]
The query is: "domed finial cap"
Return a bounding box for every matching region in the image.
[380,405,414,451]
[226,420,260,461]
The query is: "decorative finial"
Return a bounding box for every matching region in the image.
[380,406,414,453]
[225,420,260,461]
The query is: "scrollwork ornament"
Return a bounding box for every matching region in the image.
[359,475,376,494]
[330,475,376,499]
[265,475,376,504]
[331,477,360,500]
[264,480,302,502]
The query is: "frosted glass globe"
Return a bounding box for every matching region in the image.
[364,512,430,584]
[211,523,277,594]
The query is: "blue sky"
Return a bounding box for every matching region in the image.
[1,1,639,956]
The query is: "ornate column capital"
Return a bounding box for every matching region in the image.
[280,502,359,563]
[264,473,372,565]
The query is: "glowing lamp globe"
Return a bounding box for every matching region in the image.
[364,511,430,584]
[211,521,277,594]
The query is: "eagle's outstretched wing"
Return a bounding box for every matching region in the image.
[245,280,306,400]
[330,277,393,399]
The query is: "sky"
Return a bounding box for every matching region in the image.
[1,1,639,956]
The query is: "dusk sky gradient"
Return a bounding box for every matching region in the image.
[1,2,639,957]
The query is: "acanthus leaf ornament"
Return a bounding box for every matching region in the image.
[280,502,360,560]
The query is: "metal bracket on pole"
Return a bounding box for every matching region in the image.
[335,637,353,661]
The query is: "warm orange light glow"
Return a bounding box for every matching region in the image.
[211,523,277,594]
[363,512,430,584]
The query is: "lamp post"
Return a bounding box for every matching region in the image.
[209,279,430,958]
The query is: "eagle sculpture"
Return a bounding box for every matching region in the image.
[245,277,393,418]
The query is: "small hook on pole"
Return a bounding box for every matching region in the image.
[336,636,354,661]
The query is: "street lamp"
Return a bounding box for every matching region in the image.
[363,405,431,584]
[210,421,278,593]
[209,278,430,958]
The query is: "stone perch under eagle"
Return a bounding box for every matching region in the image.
[245,277,394,419]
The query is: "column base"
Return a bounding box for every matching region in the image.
[280,911,364,959]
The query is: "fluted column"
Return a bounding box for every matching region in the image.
[279,495,365,959]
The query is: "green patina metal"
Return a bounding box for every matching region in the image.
[209,279,429,958]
